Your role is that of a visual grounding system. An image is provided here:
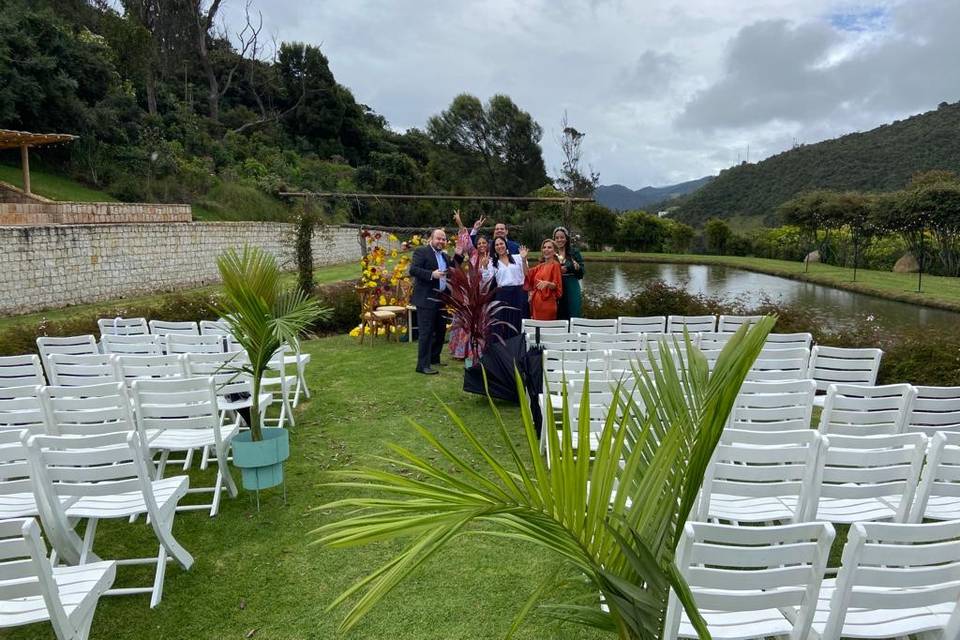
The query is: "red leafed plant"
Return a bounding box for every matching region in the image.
[440,256,515,363]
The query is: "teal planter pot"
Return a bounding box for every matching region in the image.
[232,428,290,491]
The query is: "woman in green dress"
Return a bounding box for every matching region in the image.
[553,226,584,320]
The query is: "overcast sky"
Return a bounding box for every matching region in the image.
[220,0,960,189]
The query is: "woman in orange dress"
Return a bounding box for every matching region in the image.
[525,239,564,320]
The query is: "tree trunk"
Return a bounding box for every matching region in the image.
[145,72,158,115]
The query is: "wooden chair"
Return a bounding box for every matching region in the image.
[357,287,397,345]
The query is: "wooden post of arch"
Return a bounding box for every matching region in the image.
[20,144,30,195]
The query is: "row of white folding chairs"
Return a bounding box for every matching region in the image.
[0,378,238,517]
[698,428,944,526]
[0,355,275,433]
[31,332,312,407]
[734,379,960,438]
[523,314,766,336]
[44,351,288,428]
[664,518,960,640]
[98,317,228,339]
[0,350,280,476]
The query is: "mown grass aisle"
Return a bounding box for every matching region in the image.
[8,336,603,640]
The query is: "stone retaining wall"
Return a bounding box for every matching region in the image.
[0,222,363,315]
[0,201,192,225]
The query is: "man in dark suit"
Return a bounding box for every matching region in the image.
[409,228,456,374]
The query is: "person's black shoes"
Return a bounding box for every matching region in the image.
[434,361,448,367]
[417,367,439,375]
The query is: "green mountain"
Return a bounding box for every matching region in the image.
[595,176,713,211]
[672,101,960,227]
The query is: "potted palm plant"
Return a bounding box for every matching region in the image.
[214,246,329,494]
[315,319,774,638]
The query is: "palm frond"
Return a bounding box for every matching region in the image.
[315,317,775,637]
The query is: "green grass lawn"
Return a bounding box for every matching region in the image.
[0,164,118,203]
[4,336,604,640]
[0,262,358,333]
[582,251,960,312]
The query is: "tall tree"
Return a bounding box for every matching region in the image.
[555,111,599,198]
[427,93,548,195]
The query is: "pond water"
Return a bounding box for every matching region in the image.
[583,261,960,334]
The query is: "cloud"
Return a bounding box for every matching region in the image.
[619,50,681,97]
[677,0,960,132]
[212,0,960,189]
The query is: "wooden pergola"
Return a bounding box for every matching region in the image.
[0,129,78,195]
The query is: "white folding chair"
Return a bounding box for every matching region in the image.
[279,342,312,407]
[812,520,960,640]
[905,385,960,436]
[531,332,583,352]
[698,429,825,524]
[101,334,162,356]
[808,346,883,407]
[25,431,192,608]
[259,349,298,428]
[765,332,813,350]
[586,332,642,352]
[131,377,238,516]
[569,317,617,335]
[39,382,137,438]
[617,315,666,334]
[199,319,233,337]
[0,386,46,435]
[667,314,716,333]
[730,379,817,432]
[521,319,569,333]
[745,347,811,382]
[97,317,148,337]
[815,433,926,524]
[149,320,200,355]
[148,320,199,337]
[716,314,763,333]
[817,383,915,436]
[0,355,45,388]
[522,319,569,346]
[166,334,225,354]
[36,335,98,383]
[113,354,184,387]
[542,350,607,391]
[697,332,734,351]
[46,353,119,387]
[664,521,835,640]
[183,351,273,470]
[0,429,42,519]
[909,432,960,522]
[0,517,115,640]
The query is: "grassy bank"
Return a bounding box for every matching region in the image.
[0,164,118,203]
[0,262,358,333]
[581,252,960,312]
[4,335,603,640]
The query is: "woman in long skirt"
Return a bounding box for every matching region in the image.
[525,239,563,321]
[489,236,528,341]
[553,226,584,320]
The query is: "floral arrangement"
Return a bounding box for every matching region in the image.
[349,230,420,338]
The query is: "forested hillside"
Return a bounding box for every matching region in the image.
[0,0,551,225]
[672,101,960,227]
